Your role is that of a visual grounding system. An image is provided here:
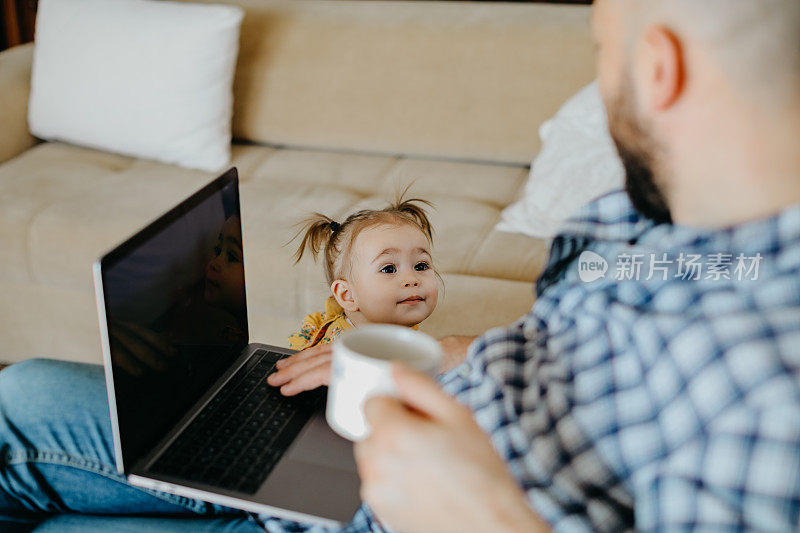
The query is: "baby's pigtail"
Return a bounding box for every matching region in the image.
[289,213,340,264]
[392,184,435,243]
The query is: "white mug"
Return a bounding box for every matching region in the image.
[326,324,443,441]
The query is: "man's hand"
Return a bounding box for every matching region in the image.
[438,335,476,373]
[267,343,333,396]
[355,363,548,533]
[267,334,477,397]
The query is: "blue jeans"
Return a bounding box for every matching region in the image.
[0,358,265,532]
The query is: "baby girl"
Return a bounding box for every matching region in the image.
[268,192,440,394]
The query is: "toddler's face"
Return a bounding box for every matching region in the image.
[204,215,245,315]
[346,223,438,327]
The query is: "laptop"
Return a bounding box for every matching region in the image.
[93,168,361,527]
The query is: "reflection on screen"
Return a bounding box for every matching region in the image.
[103,179,248,469]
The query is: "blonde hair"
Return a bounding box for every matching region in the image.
[290,188,435,286]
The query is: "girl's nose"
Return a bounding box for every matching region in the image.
[403,279,420,287]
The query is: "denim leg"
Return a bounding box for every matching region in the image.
[32,514,265,532]
[0,359,244,523]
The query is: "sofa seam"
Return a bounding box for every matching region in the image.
[23,198,55,285]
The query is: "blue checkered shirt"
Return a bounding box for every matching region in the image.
[260,189,800,532]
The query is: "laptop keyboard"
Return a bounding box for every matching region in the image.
[150,349,323,494]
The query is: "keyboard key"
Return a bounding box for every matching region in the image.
[239,428,256,440]
[244,444,262,458]
[215,455,234,467]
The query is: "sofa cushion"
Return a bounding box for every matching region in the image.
[497,81,625,238]
[181,0,595,165]
[0,44,37,166]
[0,141,545,363]
[0,144,216,288]
[0,140,545,287]
[378,159,527,208]
[0,143,137,284]
[29,0,243,172]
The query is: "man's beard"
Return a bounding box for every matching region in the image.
[607,81,673,225]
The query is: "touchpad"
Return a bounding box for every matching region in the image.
[286,411,356,471]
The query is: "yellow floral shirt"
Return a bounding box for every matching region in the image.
[287,297,353,351]
[287,296,420,351]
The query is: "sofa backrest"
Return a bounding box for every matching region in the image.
[182,0,596,165]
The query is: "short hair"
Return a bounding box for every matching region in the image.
[623,0,800,102]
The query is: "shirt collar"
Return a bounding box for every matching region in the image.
[638,202,800,258]
[558,187,800,256]
[556,189,654,244]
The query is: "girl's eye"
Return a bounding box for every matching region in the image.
[415,262,430,271]
[380,264,396,274]
[227,252,240,264]
[213,245,222,256]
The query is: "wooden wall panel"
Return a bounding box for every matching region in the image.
[1,0,35,52]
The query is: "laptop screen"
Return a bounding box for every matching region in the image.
[98,169,249,471]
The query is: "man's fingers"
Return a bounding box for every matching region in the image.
[363,395,412,427]
[391,362,466,422]
[267,351,331,386]
[437,335,475,372]
[279,363,331,396]
[362,394,429,439]
[276,344,332,369]
[276,352,307,369]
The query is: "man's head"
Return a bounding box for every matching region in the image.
[592,0,800,227]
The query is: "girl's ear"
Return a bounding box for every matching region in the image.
[331,279,358,312]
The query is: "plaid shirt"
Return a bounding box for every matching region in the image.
[261,189,800,532]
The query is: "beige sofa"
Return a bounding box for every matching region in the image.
[0,0,595,365]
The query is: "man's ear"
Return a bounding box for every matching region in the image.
[331,279,359,313]
[640,25,684,111]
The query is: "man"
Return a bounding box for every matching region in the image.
[1,0,798,530]
[272,0,800,530]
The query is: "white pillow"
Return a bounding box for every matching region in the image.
[496,81,625,238]
[28,0,244,172]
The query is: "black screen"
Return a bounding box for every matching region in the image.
[100,170,248,471]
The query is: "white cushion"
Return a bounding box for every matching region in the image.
[496,81,625,238]
[28,0,243,172]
